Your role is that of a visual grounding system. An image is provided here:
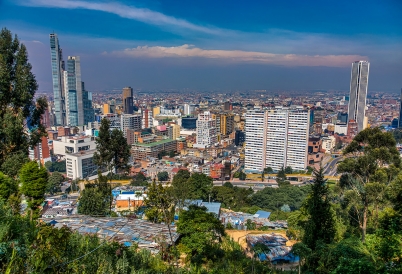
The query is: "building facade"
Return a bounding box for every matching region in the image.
[50,33,65,126]
[121,114,142,137]
[123,87,134,114]
[194,111,217,148]
[348,60,369,133]
[245,107,309,172]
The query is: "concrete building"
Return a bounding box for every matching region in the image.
[121,114,142,137]
[141,109,153,129]
[53,135,96,157]
[50,33,66,126]
[348,61,369,133]
[194,111,217,148]
[64,56,84,126]
[29,136,51,165]
[65,149,98,179]
[322,136,336,153]
[245,107,309,172]
[131,139,177,160]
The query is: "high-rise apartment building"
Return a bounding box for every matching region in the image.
[121,114,142,137]
[122,87,134,114]
[348,61,369,133]
[141,109,153,129]
[50,34,94,126]
[50,33,65,126]
[245,107,309,172]
[194,111,217,148]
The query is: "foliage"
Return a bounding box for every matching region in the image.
[186,172,213,201]
[302,167,336,253]
[171,169,191,208]
[276,166,287,182]
[284,166,293,174]
[0,28,47,166]
[78,173,112,216]
[47,171,64,194]
[45,160,66,172]
[211,185,252,210]
[157,171,169,182]
[20,161,48,219]
[0,151,29,178]
[177,205,225,265]
[338,127,400,242]
[0,172,17,201]
[131,172,148,186]
[144,180,173,223]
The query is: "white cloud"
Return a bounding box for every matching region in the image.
[107,44,367,67]
[20,0,221,34]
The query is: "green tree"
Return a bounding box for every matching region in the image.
[20,161,48,219]
[47,171,64,194]
[187,172,213,201]
[264,167,274,174]
[0,172,17,200]
[239,171,246,180]
[177,205,225,264]
[171,169,191,208]
[276,166,287,182]
[78,187,109,216]
[131,172,147,186]
[0,28,47,166]
[0,151,29,178]
[246,219,256,230]
[337,127,401,242]
[302,167,336,252]
[110,128,131,173]
[285,166,293,174]
[144,180,173,223]
[157,171,169,182]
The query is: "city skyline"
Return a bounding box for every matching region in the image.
[1,0,401,91]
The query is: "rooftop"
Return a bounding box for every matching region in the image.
[133,138,175,147]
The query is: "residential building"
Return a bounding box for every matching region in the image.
[141,109,153,129]
[171,123,181,140]
[322,136,336,153]
[348,60,369,132]
[29,136,51,165]
[235,130,246,146]
[181,117,197,129]
[121,114,142,137]
[245,107,309,172]
[194,111,217,148]
[64,56,84,126]
[152,106,160,117]
[57,126,71,137]
[131,139,177,160]
[65,149,98,179]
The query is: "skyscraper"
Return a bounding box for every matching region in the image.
[123,87,134,114]
[50,34,94,126]
[50,33,65,126]
[348,60,369,132]
[64,56,83,126]
[245,107,309,172]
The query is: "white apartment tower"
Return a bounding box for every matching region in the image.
[245,107,309,172]
[194,111,217,148]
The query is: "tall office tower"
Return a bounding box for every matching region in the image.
[194,111,217,148]
[50,33,66,126]
[82,82,95,125]
[141,109,153,129]
[122,87,134,114]
[64,56,84,126]
[224,101,232,111]
[245,107,309,172]
[348,60,370,132]
[399,89,402,128]
[121,114,142,137]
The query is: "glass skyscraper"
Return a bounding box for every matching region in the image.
[50,34,94,127]
[50,33,65,126]
[348,60,369,132]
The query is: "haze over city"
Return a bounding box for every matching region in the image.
[1,0,401,92]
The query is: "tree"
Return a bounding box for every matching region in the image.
[187,173,213,201]
[20,161,48,219]
[171,169,191,208]
[239,171,246,180]
[276,166,287,182]
[93,118,112,171]
[263,167,273,174]
[157,171,169,182]
[110,128,131,173]
[177,205,225,264]
[144,180,174,223]
[246,219,256,230]
[131,172,147,186]
[169,150,175,158]
[0,151,29,178]
[0,28,47,166]
[284,166,293,174]
[47,172,64,194]
[0,172,17,200]
[78,187,109,216]
[337,127,401,242]
[302,167,336,252]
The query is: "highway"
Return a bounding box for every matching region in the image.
[323,156,343,176]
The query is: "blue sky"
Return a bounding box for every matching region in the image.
[1,0,402,92]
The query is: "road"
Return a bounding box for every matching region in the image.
[323,156,343,176]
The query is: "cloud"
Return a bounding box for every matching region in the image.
[19,0,221,34]
[106,44,367,67]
